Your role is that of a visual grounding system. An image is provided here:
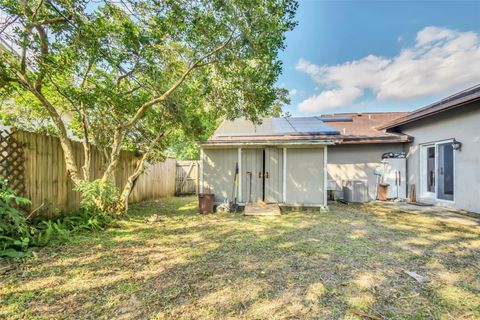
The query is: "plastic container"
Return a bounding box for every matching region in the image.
[378,183,390,201]
[198,193,214,214]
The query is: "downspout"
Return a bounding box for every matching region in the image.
[199,147,204,194]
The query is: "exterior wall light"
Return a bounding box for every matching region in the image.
[452,139,462,151]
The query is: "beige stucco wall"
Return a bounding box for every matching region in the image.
[397,102,480,213]
[286,147,325,206]
[241,148,264,203]
[327,144,403,199]
[202,146,326,206]
[202,148,238,203]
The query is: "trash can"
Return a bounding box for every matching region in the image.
[198,193,214,214]
[378,183,389,201]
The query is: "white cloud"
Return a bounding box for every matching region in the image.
[295,26,480,112]
[289,89,299,96]
[298,87,362,112]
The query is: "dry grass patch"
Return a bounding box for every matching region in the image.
[1,197,479,319]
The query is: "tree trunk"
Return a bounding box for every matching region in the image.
[80,103,91,181]
[31,88,82,185]
[82,142,91,181]
[117,157,147,213]
[116,132,165,213]
[102,128,125,184]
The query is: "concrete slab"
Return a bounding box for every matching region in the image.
[374,201,480,227]
[244,202,281,216]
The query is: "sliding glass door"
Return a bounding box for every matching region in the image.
[421,141,455,202]
[437,142,454,201]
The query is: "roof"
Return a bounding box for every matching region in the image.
[213,117,339,137]
[378,84,480,130]
[320,112,410,142]
[204,112,412,146]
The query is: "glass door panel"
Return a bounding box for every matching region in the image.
[427,146,436,193]
[437,142,454,201]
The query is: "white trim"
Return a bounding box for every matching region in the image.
[201,141,334,147]
[283,147,287,203]
[199,148,204,193]
[323,145,328,206]
[419,144,435,200]
[435,139,455,203]
[238,147,242,202]
[419,139,455,203]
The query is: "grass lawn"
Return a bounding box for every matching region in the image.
[1,197,479,319]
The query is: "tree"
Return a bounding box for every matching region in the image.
[0,0,297,212]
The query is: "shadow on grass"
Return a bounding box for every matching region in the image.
[1,197,479,319]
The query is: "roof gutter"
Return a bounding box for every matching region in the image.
[378,94,480,130]
[200,139,336,147]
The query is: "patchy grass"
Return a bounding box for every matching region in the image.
[1,197,479,319]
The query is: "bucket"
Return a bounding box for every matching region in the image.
[198,193,214,214]
[378,183,389,201]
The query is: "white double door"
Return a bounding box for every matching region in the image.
[241,148,283,203]
[420,141,455,202]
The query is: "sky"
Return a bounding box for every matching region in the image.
[278,0,480,116]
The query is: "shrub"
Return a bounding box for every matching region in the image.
[1,178,116,258]
[0,177,32,258]
[74,179,120,214]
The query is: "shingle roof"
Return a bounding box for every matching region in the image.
[320,112,410,140]
[378,84,480,130]
[205,112,411,145]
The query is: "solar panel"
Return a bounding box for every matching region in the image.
[288,117,339,135]
[318,116,353,122]
[214,116,340,137]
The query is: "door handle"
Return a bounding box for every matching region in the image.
[258,172,262,179]
[265,172,269,179]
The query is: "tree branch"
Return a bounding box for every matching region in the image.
[31,0,45,19]
[117,130,168,212]
[28,85,82,184]
[0,16,19,35]
[80,59,95,88]
[120,32,235,130]
[34,17,67,25]
[33,24,48,91]
[122,85,141,96]
[116,62,137,88]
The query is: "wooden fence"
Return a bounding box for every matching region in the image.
[175,160,199,195]
[1,129,176,217]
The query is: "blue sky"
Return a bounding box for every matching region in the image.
[278,1,480,116]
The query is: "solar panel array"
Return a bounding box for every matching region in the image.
[215,116,340,137]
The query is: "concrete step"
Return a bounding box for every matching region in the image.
[244,202,281,216]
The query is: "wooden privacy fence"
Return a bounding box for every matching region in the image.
[175,160,199,195]
[0,128,176,217]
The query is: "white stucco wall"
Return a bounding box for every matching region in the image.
[327,143,404,200]
[397,102,480,213]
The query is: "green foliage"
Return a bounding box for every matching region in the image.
[0,177,32,257]
[74,180,119,214]
[33,210,113,247]
[0,178,114,258]
[0,0,297,162]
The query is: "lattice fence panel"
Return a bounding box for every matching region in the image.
[0,129,26,195]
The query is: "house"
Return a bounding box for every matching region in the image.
[379,84,480,213]
[200,117,335,208]
[199,84,480,213]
